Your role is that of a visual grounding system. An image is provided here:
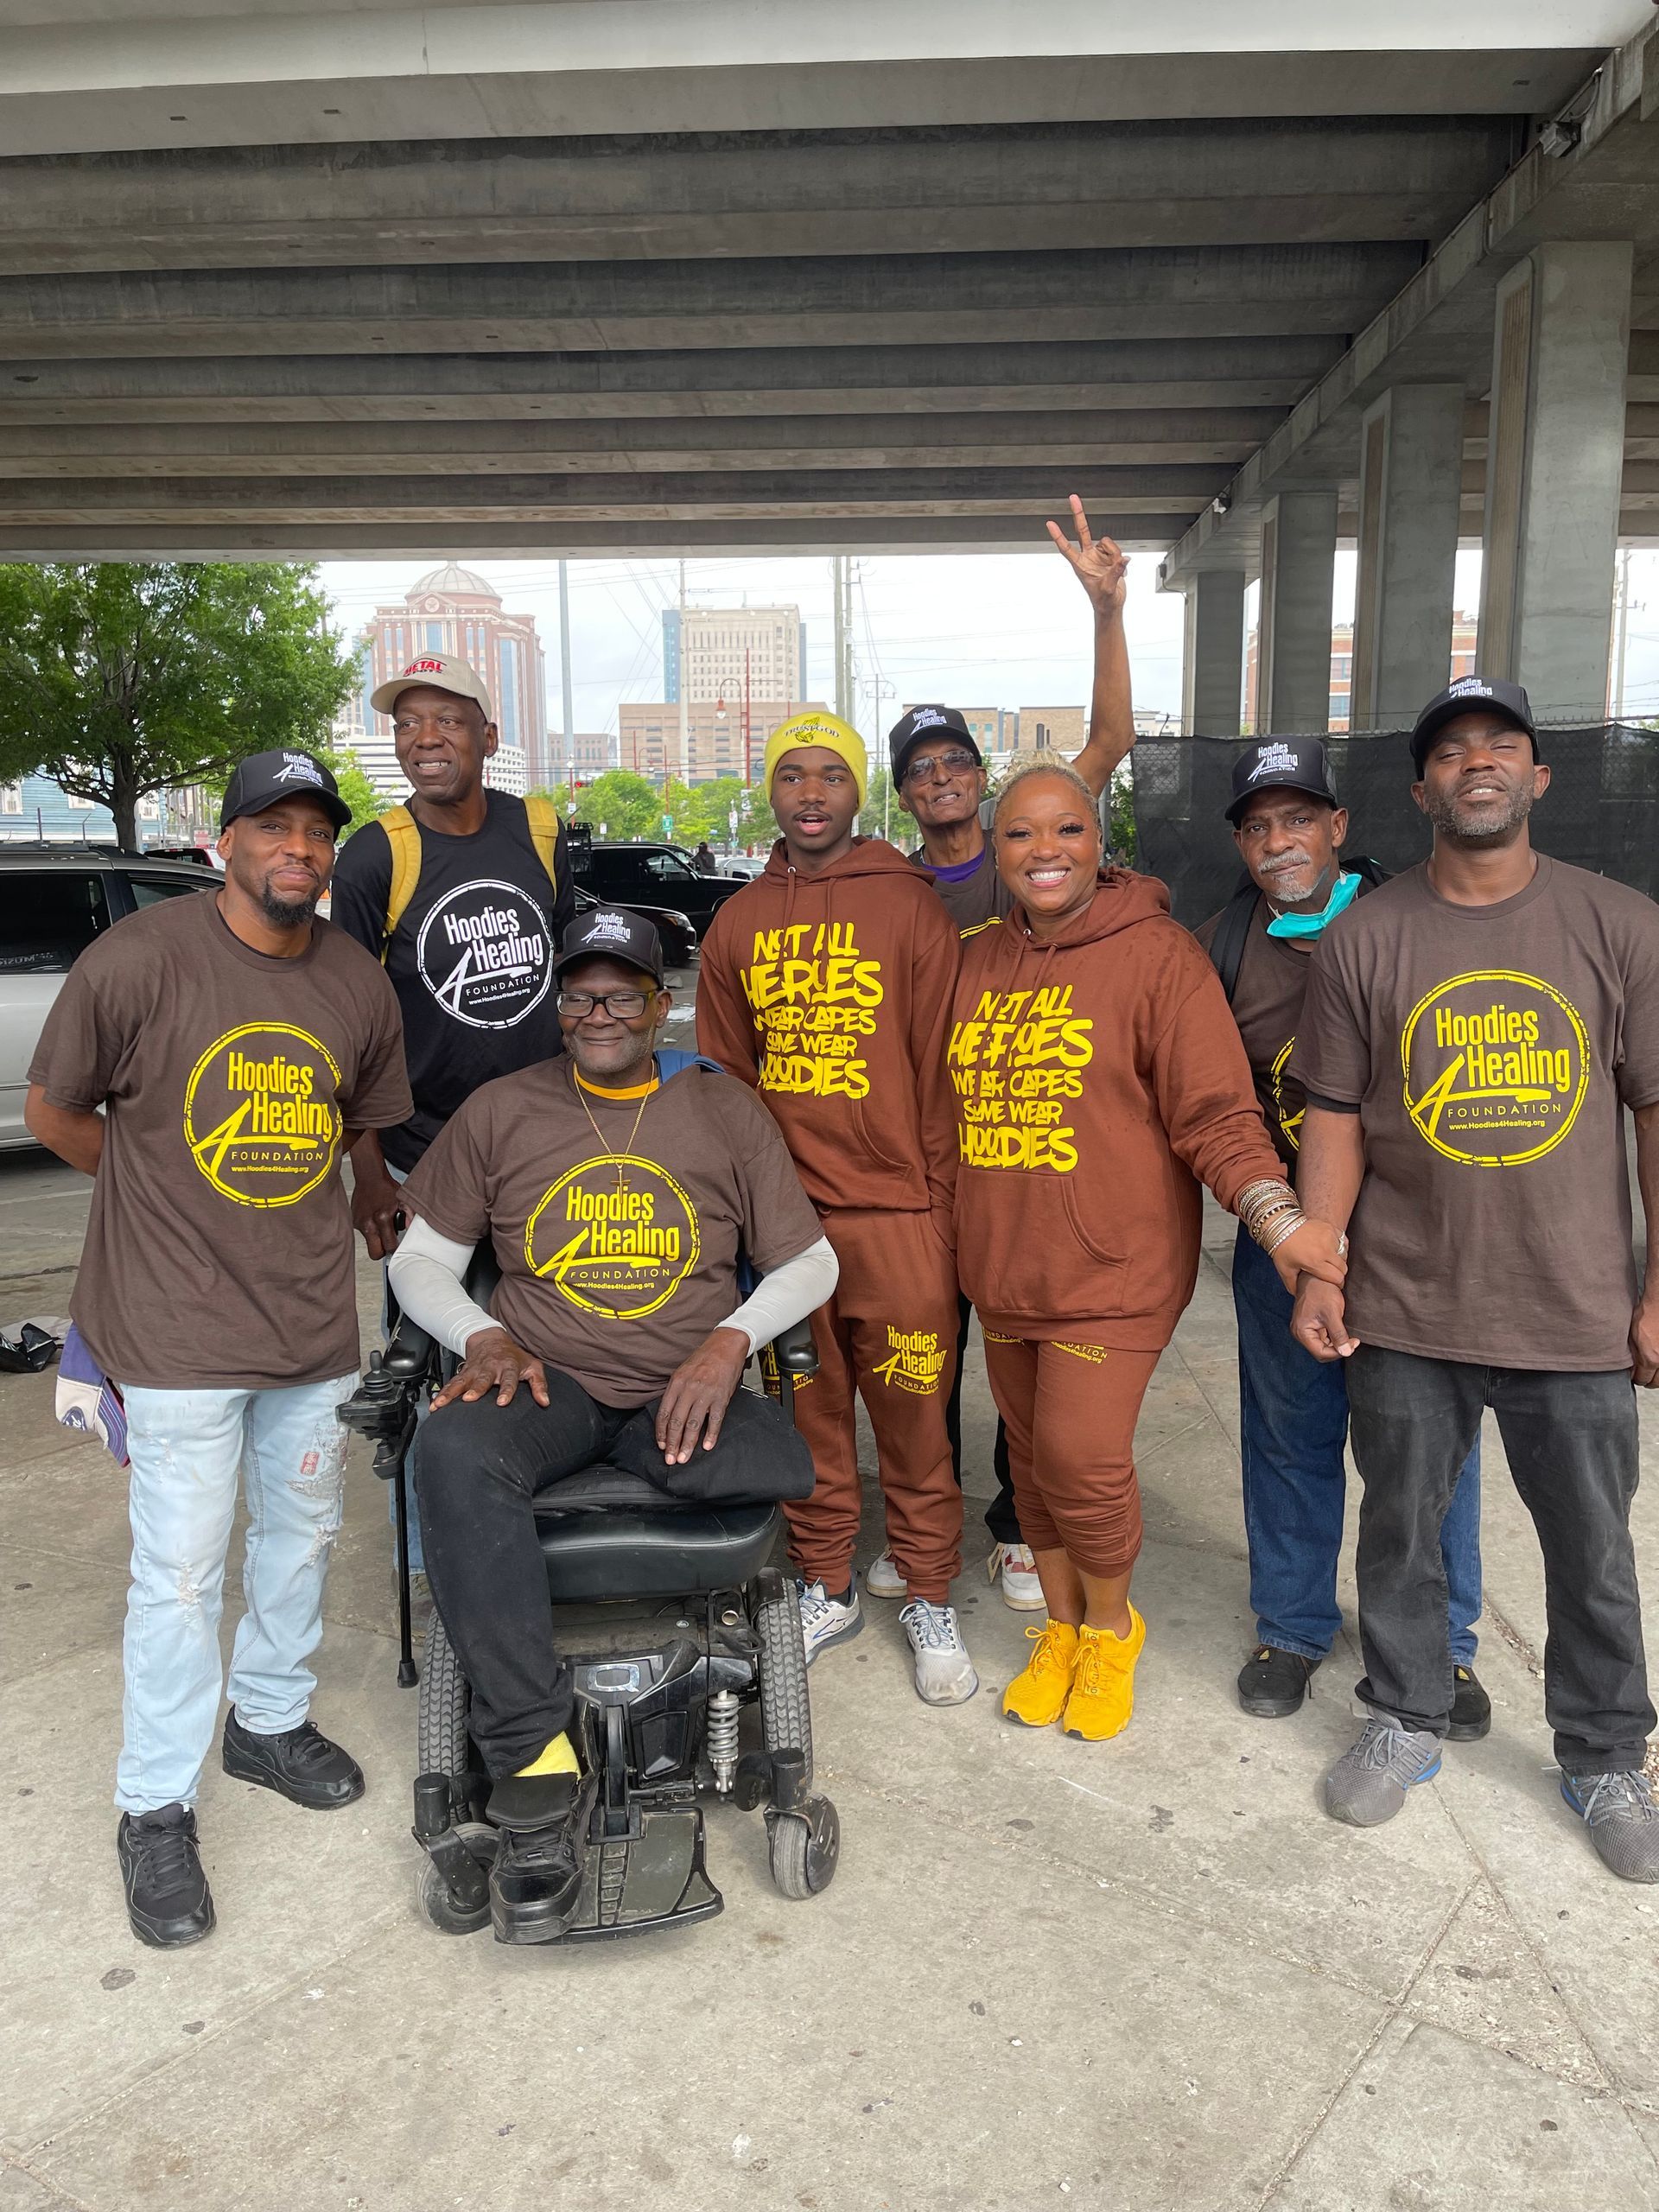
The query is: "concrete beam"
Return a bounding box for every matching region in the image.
[1350,384,1465,727]
[0,245,1426,359]
[1256,489,1338,734]
[1181,570,1247,736]
[0,118,1518,274]
[0,339,1343,423]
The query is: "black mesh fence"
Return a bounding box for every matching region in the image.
[1129,723,1659,926]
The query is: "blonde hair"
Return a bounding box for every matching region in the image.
[991,755,1099,835]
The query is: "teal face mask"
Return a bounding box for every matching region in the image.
[1265,869,1360,940]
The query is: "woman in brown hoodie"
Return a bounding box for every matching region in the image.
[950,760,1344,1743]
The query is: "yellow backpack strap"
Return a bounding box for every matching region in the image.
[379,806,422,960]
[524,793,561,900]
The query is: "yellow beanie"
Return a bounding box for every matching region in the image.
[762,711,868,807]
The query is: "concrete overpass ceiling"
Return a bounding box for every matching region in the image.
[0,1,1651,556]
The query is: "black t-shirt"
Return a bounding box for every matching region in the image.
[329,791,575,1172]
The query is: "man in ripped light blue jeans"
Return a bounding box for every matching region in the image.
[25,749,412,1949]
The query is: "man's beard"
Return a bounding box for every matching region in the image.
[1423,779,1534,847]
[259,881,321,928]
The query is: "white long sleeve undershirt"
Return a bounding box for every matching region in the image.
[386,1214,839,1362]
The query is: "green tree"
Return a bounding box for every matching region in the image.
[575,768,661,841]
[1106,761,1136,864]
[0,563,354,849]
[859,766,903,843]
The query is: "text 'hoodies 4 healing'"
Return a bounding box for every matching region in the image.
[949,868,1282,1347]
[696,837,962,1216]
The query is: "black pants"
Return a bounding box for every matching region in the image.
[1346,1345,1653,1774]
[415,1370,811,1779]
[946,1295,1022,1547]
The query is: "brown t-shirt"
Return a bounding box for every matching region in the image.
[29,895,411,1390]
[1290,855,1659,1371]
[908,842,1015,933]
[1193,897,1314,1169]
[399,1057,824,1408]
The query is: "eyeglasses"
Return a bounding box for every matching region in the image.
[557,989,652,1019]
[902,747,980,784]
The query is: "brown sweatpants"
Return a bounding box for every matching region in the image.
[787,1207,963,1605]
[981,1332,1161,1578]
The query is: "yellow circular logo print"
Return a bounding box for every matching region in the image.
[1400,969,1588,1167]
[1269,1034,1302,1153]
[524,1155,700,1319]
[184,1023,343,1207]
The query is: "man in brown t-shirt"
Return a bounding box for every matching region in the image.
[1290,677,1659,1881]
[387,906,834,1943]
[26,750,412,1950]
[1195,740,1483,1731]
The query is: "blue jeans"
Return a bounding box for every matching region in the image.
[116,1374,355,1814]
[1231,1224,1481,1665]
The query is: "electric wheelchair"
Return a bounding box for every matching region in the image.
[339,1248,839,1942]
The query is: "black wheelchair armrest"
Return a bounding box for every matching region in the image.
[768,1314,818,1378]
[384,1318,437,1380]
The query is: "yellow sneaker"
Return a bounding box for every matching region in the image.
[1001,1619,1080,1727]
[1063,1609,1147,1742]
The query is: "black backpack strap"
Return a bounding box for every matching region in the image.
[1350,853,1391,891]
[1206,884,1259,1006]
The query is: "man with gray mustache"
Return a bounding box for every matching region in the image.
[1196,738,1484,1730]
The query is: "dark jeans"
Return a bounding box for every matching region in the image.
[415,1370,812,1779]
[1346,1345,1654,1774]
[945,1295,1022,1548]
[1232,1225,1481,1662]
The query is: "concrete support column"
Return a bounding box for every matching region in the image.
[1351,384,1465,728]
[1478,240,1632,719]
[1180,569,1246,735]
[1255,488,1338,734]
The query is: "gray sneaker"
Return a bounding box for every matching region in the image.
[1560,1768,1659,1882]
[899,1599,979,1707]
[1325,1716,1443,1827]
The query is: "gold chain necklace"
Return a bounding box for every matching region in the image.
[572,1067,657,1198]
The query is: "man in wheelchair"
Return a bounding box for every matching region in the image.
[384,906,837,1942]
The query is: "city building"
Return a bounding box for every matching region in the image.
[620,699,830,785]
[544,729,618,791]
[897,706,1089,763]
[663,606,804,709]
[0,773,168,845]
[335,560,547,798]
[1243,611,1479,734]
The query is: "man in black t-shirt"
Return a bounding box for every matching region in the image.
[330,652,575,1581]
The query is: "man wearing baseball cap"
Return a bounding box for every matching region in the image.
[25,750,412,1948]
[1290,678,1659,1879]
[884,498,1141,1611]
[1195,738,1485,1730]
[329,652,575,1604]
[386,907,835,1942]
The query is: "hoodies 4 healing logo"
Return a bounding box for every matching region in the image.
[415,877,552,1030]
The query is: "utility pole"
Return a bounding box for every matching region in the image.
[557,558,575,785]
[743,644,753,785]
[831,556,847,721]
[676,558,689,785]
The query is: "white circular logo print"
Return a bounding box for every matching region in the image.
[416,878,553,1031]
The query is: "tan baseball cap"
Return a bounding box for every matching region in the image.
[370,652,493,720]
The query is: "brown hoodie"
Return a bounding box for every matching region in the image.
[697,836,961,1215]
[950,868,1285,1347]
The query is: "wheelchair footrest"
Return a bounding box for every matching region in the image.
[562,1802,722,1942]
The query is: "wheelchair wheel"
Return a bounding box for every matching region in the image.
[754,1576,813,1791]
[768,1798,840,1900]
[417,1610,470,1789]
[415,1827,494,1936]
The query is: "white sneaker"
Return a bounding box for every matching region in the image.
[797,1577,862,1666]
[865,1549,906,1599]
[899,1599,980,1707]
[989,1543,1044,1612]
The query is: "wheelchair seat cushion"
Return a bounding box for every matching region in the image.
[536,1499,782,1604]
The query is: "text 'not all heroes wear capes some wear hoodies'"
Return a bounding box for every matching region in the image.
[696,836,962,1217]
[950,867,1287,1347]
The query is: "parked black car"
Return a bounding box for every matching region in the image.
[572,841,746,942]
[573,882,696,969]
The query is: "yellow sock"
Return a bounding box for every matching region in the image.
[514,1732,578,1778]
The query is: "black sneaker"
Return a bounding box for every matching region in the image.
[222,1712,365,1809]
[1236,1645,1319,1719]
[1447,1665,1492,1742]
[487,1770,597,1946]
[118,1803,215,1949]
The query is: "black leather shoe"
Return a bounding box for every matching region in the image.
[222,1713,365,1809]
[1448,1664,1492,1742]
[118,1804,215,1948]
[1237,1645,1320,1719]
[487,1770,597,1946]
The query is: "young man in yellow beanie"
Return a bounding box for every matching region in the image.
[697,714,973,1705]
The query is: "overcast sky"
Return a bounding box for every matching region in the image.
[320,545,1659,743]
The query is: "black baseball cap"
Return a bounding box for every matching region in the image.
[1225,738,1339,824]
[219,748,351,833]
[552,906,665,987]
[888,704,982,781]
[1409,677,1538,773]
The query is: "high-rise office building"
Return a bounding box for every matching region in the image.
[334,561,548,798]
[662,606,804,708]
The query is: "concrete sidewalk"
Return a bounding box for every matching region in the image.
[3,1141,1659,2211]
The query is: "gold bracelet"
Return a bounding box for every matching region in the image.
[1259,1209,1309,1255]
[1235,1179,1288,1231]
